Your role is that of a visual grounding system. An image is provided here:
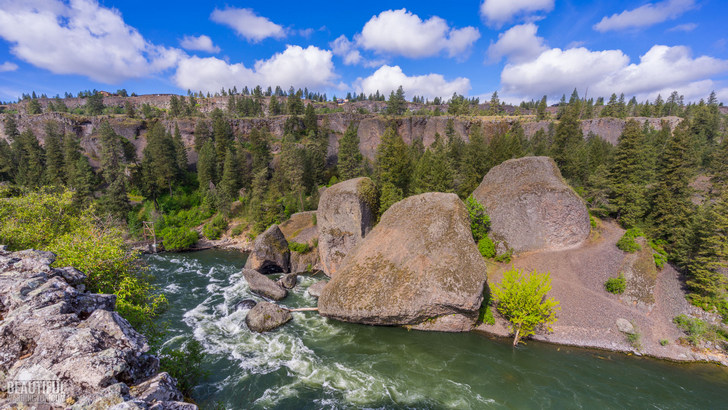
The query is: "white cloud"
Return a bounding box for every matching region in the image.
[594,0,696,32]
[0,0,183,83]
[487,23,548,64]
[356,65,470,100]
[356,9,480,59]
[210,7,285,42]
[173,45,336,93]
[0,62,18,72]
[668,23,697,32]
[500,44,728,102]
[480,0,554,28]
[330,35,363,65]
[179,35,220,53]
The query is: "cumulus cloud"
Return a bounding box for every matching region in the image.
[480,0,554,28]
[173,45,336,93]
[210,7,285,42]
[356,9,480,59]
[330,35,363,65]
[594,0,696,32]
[356,65,470,100]
[0,0,183,83]
[500,44,728,101]
[0,62,18,72]
[179,35,220,53]
[486,23,548,64]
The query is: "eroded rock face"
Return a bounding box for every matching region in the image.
[472,156,590,254]
[244,224,290,274]
[306,281,328,299]
[317,177,378,277]
[242,269,287,301]
[278,273,298,290]
[245,301,292,333]
[0,248,193,409]
[318,193,487,332]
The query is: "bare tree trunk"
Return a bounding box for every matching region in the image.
[512,328,520,347]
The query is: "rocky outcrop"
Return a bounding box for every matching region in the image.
[317,177,378,277]
[244,224,290,274]
[278,211,323,273]
[472,156,590,254]
[307,281,328,298]
[278,273,298,289]
[318,193,487,332]
[0,248,193,409]
[242,269,287,300]
[290,248,321,274]
[245,302,292,333]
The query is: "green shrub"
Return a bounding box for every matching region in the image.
[478,236,496,258]
[627,331,642,350]
[466,195,490,242]
[649,239,668,269]
[493,267,560,346]
[202,214,228,240]
[159,338,208,399]
[231,224,246,237]
[161,226,198,251]
[673,315,728,348]
[590,215,597,229]
[660,339,669,346]
[478,286,495,325]
[288,241,311,253]
[605,273,627,294]
[616,228,644,252]
[494,249,512,263]
[312,213,317,226]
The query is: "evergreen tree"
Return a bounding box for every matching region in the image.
[609,119,650,227]
[338,123,364,180]
[197,140,217,193]
[193,120,211,152]
[386,86,406,116]
[303,103,318,134]
[85,93,105,115]
[286,90,304,115]
[12,130,44,188]
[69,154,96,202]
[550,105,584,184]
[211,109,233,178]
[279,136,306,210]
[4,115,19,142]
[375,126,411,195]
[268,95,281,116]
[97,121,129,218]
[249,128,272,174]
[378,181,403,215]
[63,133,82,181]
[650,120,695,264]
[303,130,328,189]
[169,95,182,117]
[173,123,188,173]
[536,96,548,120]
[459,123,489,197]
[141,122,178,201]
[125,101,136,118]
[27,98,42,114]
[0,139,13,181]
[42,121,64,185]
[217,147,241,212]
[411,134,453,194]
[687,192,728,308]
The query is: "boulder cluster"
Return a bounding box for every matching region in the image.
[0,247,194,409]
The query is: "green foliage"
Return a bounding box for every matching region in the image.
[231,224,246,237]
[202,214,228,240]
[378,182,403,216]
[626,331,642,350]
[288,241,311,253]
[478,285,495,325]
[494,250,512,263]
[478,236,496,258]
[616,228,643,252]
[660,339,669,346]
[493,267,560,345]
[159,338,208,399]
[337,123,364,180]
[590,216,597,229]
[465,195,490,242]
[605,273,626,294]
[160,226,198,251]
[673,315,728,349]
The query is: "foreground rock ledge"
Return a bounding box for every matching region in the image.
[472,156,590,254]
[317,177,378,277]
[318,192,487,332]
[0,247,194,409]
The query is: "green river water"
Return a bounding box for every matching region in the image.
[146,249,728,409]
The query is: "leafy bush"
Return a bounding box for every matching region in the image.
[478,286,495,325]
[605,273,626,294]
[231,224,246,237]
[478,236,496,258]
[160,226,198,251]
[626,331,642,350]
[590,216,597,229]
[494,249,513,263]
[466,195,490,242]
[288,241,311,253]
[649,240,668,269]
[660,339,669,346]
[202,214,228,240]
[493,267,560,346]
[673,315,728,349]
[616,228,644,252]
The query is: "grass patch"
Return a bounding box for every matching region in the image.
[288,241,311,254]
[673,315,728,350]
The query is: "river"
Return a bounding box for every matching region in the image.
[145,249,728,409]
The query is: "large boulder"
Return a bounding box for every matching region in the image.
[472,156,590,254]
[318,193,487,332]
[290,247,321,274]
[244,224,290,274]
[318,177,378,277]
[242,269,287,301]
[245,301,292,333]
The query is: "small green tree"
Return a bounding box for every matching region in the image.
[493,267,560,346]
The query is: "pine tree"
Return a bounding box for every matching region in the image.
[193,120,210,152]
[248,128,271,174]
[338,123,364,180]
[4,115,19,142]
[0,139,13,181]
[97,121,129,218]
[650,120,695,264]
[536,96,548,120]
[609,119,650,227]
[550,105,584,183]
[70,155,96,203]
[85,93,105,115]
[42,121,64,185]
[279,136,306,210]
[169,95,182,117]
[412,134,453,194]
[197,139,217,193]
[268,95,281,116]
[12,130,45,188]
[303,103,318,134]
[27,98,42,115]
[173,123,188,173]
[375,126,411,195]
[217,147,241,212]
[141,122,178,201]
[687,192,728,307]
[386,86,406,116]
[211,109,233,179]
[459,123,489,197]
[125,101,136,118]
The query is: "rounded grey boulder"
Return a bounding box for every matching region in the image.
[245,301,292,333]
[242,268,287,301]
[317,177,378,277]
[244,224,290,274]
[318,192,487,332]
[472,156,590,254]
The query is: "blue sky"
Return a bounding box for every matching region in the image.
[0,0,726,104]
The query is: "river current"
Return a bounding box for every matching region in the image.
[145,249,728,409]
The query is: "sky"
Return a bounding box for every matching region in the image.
[0,0,727,104]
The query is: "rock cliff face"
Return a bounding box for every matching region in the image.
[318,193,487,332]
[0,247,193,409]
[472,156,591,254]
[317,177,378,277]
